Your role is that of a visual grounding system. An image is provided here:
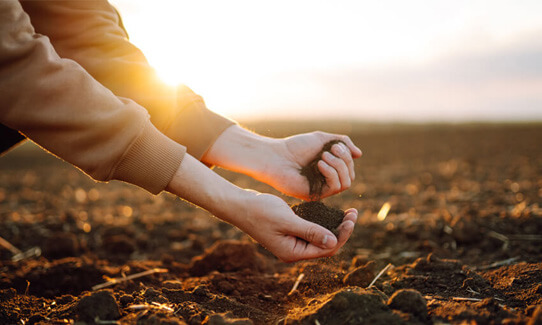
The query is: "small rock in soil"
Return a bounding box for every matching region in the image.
[387,289,428,320]
[291,201,343,236]
[74,290,120,322]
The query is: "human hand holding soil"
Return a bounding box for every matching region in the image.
[166,153,358,262]
[234,193,358,262]
[202,125,362,201]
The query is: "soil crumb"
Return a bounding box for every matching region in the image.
[300,140,345,199]
[291,201,344,236]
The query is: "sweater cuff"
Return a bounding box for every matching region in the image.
[112,121,186,194]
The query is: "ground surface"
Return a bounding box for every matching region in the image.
[1,122,541,325]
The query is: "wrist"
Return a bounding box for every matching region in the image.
[166,154,252,222]
[202,125,282,177]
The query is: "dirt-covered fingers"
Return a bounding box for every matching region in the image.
[320,151,351,193]
[331,142,356,180]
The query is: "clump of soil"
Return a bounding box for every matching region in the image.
[189,240,272,276]
[387,289,428,320]
[342,260,376,287]
[291,201,344,236]
[74,290,120,322]
[300,140,345,199]
[285,287,400,325]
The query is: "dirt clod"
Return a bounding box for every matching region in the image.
[342,260,376,287]
[387,289,428,319]
[286,287,401,325]
[291,201,344,236]
[189,240,271,276]
[74,290,120,322]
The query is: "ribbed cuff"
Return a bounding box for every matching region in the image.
[112,121,186,194]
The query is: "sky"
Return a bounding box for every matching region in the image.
[110,0,542,122]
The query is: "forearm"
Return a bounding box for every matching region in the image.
[166,154,254,227]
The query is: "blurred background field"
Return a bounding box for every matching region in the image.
[1,121,541,323]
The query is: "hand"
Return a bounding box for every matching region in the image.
[236,192,358,262]
[262,131,362,200]
[167,152,358,262]
[202,126,362,201]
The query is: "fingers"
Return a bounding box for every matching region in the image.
[336,208,358,247]
[338,135,362,158]
[320,208,358,258]
[318,147,352,195]
[331,142,355,181]
[287,217,337,250]
[281,208,358,262]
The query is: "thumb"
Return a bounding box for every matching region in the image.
[287,216,338,249]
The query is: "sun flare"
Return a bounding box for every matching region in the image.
[110,0,542,121]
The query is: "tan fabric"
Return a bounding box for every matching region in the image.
[20,0,235,160]
[0,0,185,194]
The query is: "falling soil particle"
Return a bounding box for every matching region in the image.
[300,140,345,199]
[291,201,344,236]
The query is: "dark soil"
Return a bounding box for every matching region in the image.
[1,123,542,324]
[291,201,344,236]
[300,139,345,199]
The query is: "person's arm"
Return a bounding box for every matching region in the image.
[20,0,235,160]
[202,125,363,201]
[0,0,184,194]
[166,154,358,262]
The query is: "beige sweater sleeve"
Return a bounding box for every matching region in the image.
[0,0,185,194]
[20,0,235,160]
